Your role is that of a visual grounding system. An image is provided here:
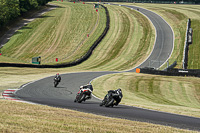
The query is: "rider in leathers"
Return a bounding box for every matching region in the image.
[54,73,61,83]
[74,84,93,102]
[80,84,93,99]
[100,88,123,106]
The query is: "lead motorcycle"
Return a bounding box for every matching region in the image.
[100,90,122,107]
[74,87,92,103]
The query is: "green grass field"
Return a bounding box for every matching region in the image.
[188,20,200,69]
[92,72,200,118]
[1,2,106,64]
[0,1,200,132]
[73,5,155,71]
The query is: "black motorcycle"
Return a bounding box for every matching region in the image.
[74,88,92,103]
[100,92,122,107]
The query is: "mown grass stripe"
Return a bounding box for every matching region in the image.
[1,2,102,65]
[92,72,200,117]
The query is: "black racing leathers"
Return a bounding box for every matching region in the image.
[54,75,61,82]
[101,89,123,106]
[108,90,122,105]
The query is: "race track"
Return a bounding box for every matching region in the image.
[15,4,200,131]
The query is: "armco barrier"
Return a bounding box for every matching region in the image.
[0,5,110,68]
[136,67,200,77]
[163,61,177,71]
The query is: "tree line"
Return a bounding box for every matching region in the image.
[0,0,52,28]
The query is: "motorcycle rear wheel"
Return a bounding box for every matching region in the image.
[105,98,114,107]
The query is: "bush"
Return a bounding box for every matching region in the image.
[0,0,52,28]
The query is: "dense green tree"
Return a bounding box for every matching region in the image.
[19,0,52,14]
[0,0,52,28]
[5,0,20,18]
[19,0,38,14]
[0,1,5,27]
[37,0,48,6]
[0,0,20,27]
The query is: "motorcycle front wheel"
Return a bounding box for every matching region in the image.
[105,98,114,107]
[54,81,58,87]
[78,93,86,103]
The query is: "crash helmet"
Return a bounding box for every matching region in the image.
[56,73,59,75]
[117,88,122,92]
[80,86,83,89]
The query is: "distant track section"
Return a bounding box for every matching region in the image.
[120,4,174,71]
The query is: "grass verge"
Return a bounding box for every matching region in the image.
[92,72,200,118]
[0,100,196,133]
[188,20,200,69]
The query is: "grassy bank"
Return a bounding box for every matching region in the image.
[1,1,106,64]
[188,20,200,69]
[0,3,155,71]
[0,100,196,133]
[76,5,155,71]
[92,72,200,118]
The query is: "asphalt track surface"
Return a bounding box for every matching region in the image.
[15,4,200,131]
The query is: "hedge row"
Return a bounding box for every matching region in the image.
[0,5,110,68]
[0,0,52,28]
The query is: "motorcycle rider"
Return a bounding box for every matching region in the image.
[80,84,93,99]
[54,73,61,84]
[112,88,123,105]
[74,84,93,102]
[82,84,93,91]
[100,88,123,106]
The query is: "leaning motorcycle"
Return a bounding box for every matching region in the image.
[100,93,122,107]
[54,78,60,87]
[74,88,92,103]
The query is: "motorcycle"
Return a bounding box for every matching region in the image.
[54,77,60,87]
[74,88,92,103]
[100,92,122,107]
